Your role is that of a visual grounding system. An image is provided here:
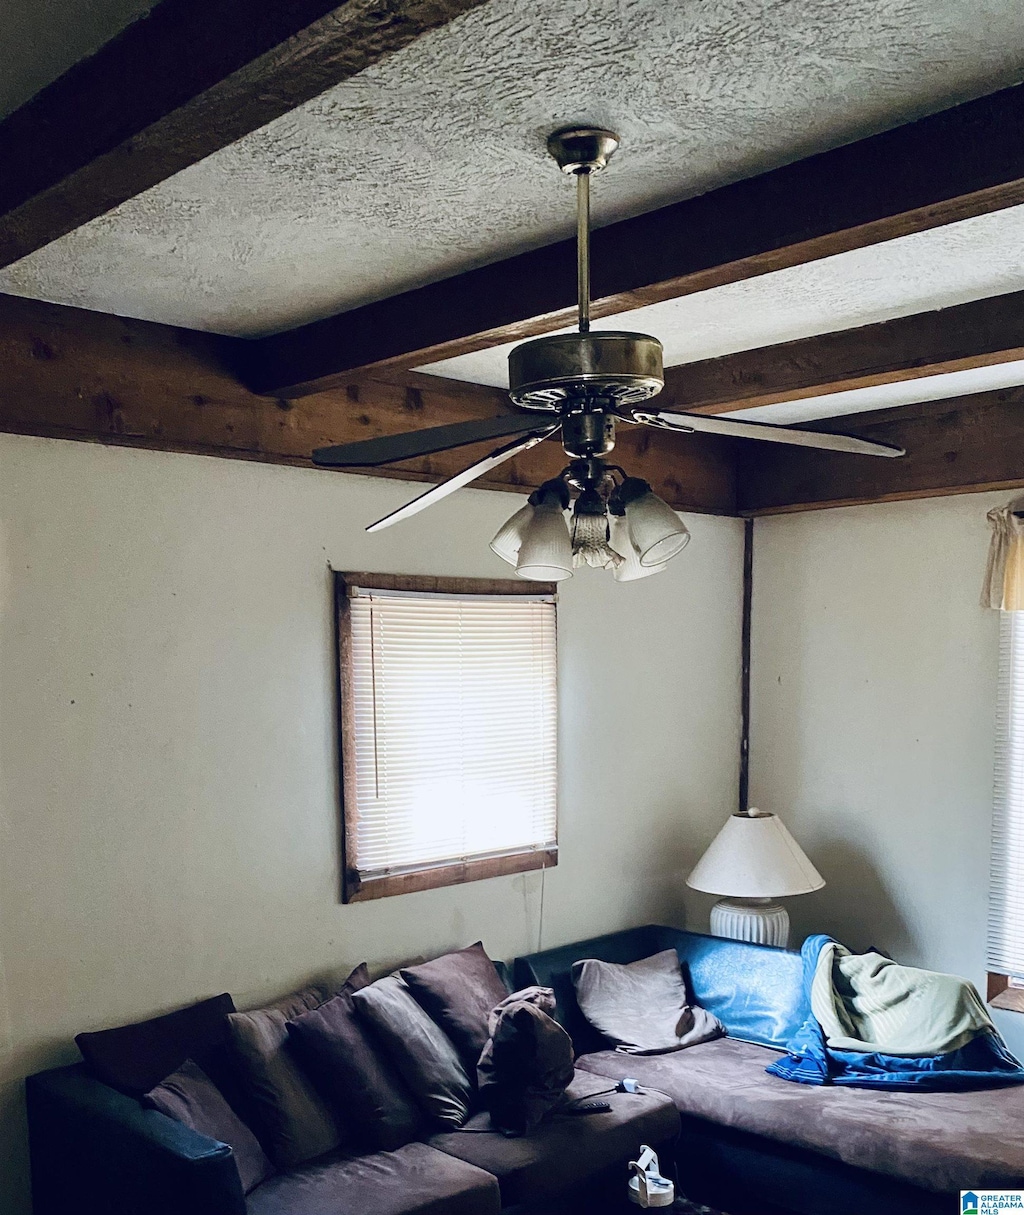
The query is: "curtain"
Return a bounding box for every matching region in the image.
[983,496,1024,611]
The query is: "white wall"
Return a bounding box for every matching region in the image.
[748,490,1024,1057]
[0,434,743,1214]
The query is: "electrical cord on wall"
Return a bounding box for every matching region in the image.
[522,854,548,957]
[537,859,546,953]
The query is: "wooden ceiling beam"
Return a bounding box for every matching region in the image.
[6,292,1019,520]
[0,0,488,271]
[0,293,737,515]
[243,80,1024,398]
[660,289,1024,415]
[738,392,1024,514]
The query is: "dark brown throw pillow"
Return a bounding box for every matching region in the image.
[352,974,473,1129]
[76,992,236,1097]
[144,1059,273,1194]
[477,986,574,1137]
[287,982,422,1151]
[227,980,344,1169]
[401,942,510,1071]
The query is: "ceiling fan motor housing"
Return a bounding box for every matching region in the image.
[508,330,665,411]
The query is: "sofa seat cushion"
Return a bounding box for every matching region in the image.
[245,1142,500,1215]
[427,1069,678,1206]
[577,1037,1024,1193]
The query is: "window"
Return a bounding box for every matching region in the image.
[989,611,1024,1011]
[335,572,558,902]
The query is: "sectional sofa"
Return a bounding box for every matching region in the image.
[26,925,1024,1215]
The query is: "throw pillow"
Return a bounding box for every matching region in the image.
[401,942,509,1071]
[571,948,724,1054]
[287,980,422,1151]
[351,974,473,1129]
[227,980,343,1168]
[76,992,236,1097]
[144,1059,273,1194]
[477,986,574,1136]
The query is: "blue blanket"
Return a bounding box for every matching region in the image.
[767,935,1024,1091]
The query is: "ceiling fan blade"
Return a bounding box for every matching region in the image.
[633,410,905,458]
[312,413,546,467]
[366,425,559,533]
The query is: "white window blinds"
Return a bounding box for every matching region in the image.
[345,587,557,879]
[989,610,1024,976]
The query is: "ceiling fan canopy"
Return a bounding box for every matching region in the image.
[312,124,906,576]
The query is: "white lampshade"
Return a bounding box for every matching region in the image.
[516,502,573,581]
[490,504,535,566]
[624,490,690,567]
[608,514,667,582]
[686,809,825,899]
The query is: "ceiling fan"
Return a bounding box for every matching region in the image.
[313,127,904,580]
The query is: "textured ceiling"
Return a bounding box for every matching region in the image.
[420,203,1024,384]
[2,0,1024,337]
[728,360,1024,424]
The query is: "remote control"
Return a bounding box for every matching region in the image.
[568,1100,612,1115]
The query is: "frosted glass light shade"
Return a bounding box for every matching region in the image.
[608,514,667,581]
[516,503,573,581]
[625,492,691,567]
[571,494,621,570]
[490,504,535,566]
[686,809,825,898]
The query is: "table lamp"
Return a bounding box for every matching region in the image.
[685,808,824,948]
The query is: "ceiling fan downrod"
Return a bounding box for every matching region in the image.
[546,126,619,333]
[507,128,666,414]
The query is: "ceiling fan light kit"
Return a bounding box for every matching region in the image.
[311,126,906,574]
[510,479,575,582]
[612,477,691,568]
[608,511,667,582]
[488,502,536,565]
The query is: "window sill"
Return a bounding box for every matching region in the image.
[987,972,1024,1013]
[344,847,557,903]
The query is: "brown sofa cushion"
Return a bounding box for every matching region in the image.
[246,1142,500,1215]
[76,992,235,1096]
[401,944,509,1071]
[353,975,473,1129]
[576,1036,1024,1193]
[477,987,574,1136]
[287,980,423,1152]
[228,981,343,1168]
[144,1058,273,1194]
[428,1069,678,1206]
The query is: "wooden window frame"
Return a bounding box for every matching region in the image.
[334,571,558,903]
[988,972,1024,1014]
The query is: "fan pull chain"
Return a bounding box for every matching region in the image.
[576,168,591,333]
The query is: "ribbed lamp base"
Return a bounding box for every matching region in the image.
[709,898,790,948]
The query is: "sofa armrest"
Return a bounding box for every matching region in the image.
[27,1064,246,1215]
